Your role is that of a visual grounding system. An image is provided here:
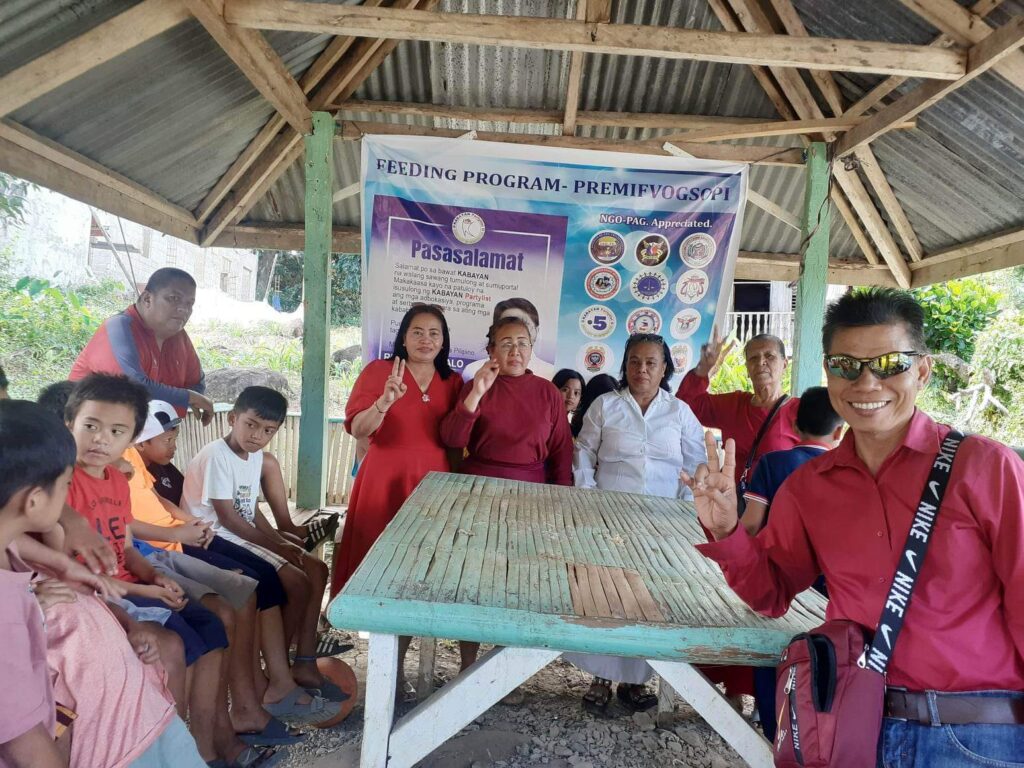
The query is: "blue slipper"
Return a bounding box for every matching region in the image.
[303,677,351,703]
[237,716,304,747]
[264,687,341,724]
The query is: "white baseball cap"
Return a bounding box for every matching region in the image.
[135,400,182,444]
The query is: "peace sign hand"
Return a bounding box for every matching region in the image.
[695,327,736,378]
[680,431,739,541]
[380,357,408,410]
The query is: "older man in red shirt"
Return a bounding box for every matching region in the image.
[689,288,1024,766]
[70,268,213,424]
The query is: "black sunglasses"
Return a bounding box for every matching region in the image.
[824,351,924,381]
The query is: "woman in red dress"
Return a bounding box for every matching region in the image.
[330,305,463,599]
[440,316,573,679]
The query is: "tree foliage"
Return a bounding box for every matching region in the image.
[910,278,1001,361]
[0,173,31,227]
[256,250,362,326]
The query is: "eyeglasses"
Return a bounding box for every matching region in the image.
[824,351,923,381]
[496,341,533,353]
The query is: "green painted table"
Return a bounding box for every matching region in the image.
[328,472,827,768]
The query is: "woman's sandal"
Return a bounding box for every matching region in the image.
[616,683,658,713]
[582,678,613,716]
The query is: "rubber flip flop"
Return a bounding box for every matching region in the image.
[312,634,354,658]
[208,747,280,768]
[265,688,342,725]
[303,677,352,703]
[302,514,340,552]
[237,717,304,747]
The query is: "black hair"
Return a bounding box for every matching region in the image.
[0,362,8,391]
[552,369,585,390]
[619,334,676,392]
[38,381,77,420]
[0,399,77,508]
[823,288,928,354]
[233,386,287,424]
[64,374,150,439]
[391,305,454,380]
[486,315,533,346]
[571,374,620,438]
[795,386,843,437]
[493,297,540,328]
[745,333,787,358]
[144,267,196,294]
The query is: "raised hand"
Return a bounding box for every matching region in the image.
[695,327,735,377]
[680,431,739,540]
[472,358,500,398]
[379,357,408,410]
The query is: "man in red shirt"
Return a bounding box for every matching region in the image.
[70,268,213,425]
[676,330,800,483]
[688,289,1024,765]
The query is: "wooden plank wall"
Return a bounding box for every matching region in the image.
[174,409,357,506]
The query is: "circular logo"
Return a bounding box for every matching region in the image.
[670,343,692,373]
[579,305,617,340]
[630,270,669,304]
[680,232,717,268]
[452,212,485,244]
[669,308,702,340]
[589,231,626,265]
[626,308,662,335]
[635,234,670,268]
[577,343,614,375]
[675,269,710,305]
[584,266,621,301]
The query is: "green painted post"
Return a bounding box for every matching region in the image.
[297,111,334,509]
[791,142,831,396]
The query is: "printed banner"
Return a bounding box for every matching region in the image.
[361,135,747,385]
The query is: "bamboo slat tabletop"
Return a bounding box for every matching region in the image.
[328,472,827,665]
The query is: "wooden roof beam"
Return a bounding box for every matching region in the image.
[658,115,915,144]
[200,0,430,245]
[897,0,1024,92]
[836,15,1024,156]
[843,0,1004,118]
[561,1,588,136]
[193,0,384,223]
[0,122,198,243]
[0,0,190,118]
[335,120,805,165]
[910,226,1024,286]
[183,0,312,135]
[224,0,967,79]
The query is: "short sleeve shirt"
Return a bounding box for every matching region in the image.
[124,447,184,553]
[67,465,137,581]
[744,444,829,509]
[149,462,184,506]
[0,543,55,762]
[181,439,263,546]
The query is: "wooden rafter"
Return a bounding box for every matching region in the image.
[332,99,799,129]
[705,0,797,120]
[0,122,198,243]
[561,0,588,136]
[335,120,804,165]
[897,0,1024,92]
[843,0,1004,118]
[200,0,429,245]
[911,226,1024,286]
[224,1,967,79]
[830,185,880,266]
[835,16,1024,156]
[183,0,313,135]
[658,116,915,144]
[193,0,386,223]
[212,223,360,251]
[738,0,926,282]
[0,0,190,118]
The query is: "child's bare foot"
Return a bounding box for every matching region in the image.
[290,658,324,690]
[229,703,272,735]
[264,679,313,708]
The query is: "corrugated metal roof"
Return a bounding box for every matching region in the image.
[1,0,1020,268]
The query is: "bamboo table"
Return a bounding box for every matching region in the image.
[327,472,827,768]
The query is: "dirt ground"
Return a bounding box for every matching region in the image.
[278,635,752,768]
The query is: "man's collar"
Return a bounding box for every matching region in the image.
[125,305,154,339]
[815,409,938,472]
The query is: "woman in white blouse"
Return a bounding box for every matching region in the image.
[568,333,706,715]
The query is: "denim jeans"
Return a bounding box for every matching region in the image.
[879,691,1024,767]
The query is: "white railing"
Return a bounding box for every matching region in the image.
[727,311,795,351]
